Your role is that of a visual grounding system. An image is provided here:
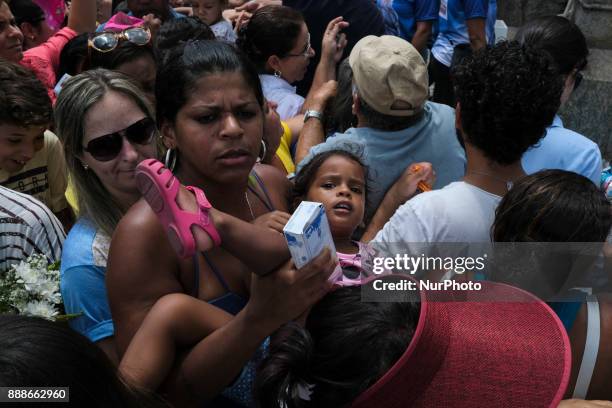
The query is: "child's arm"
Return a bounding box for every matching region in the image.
[212,208,290,274]
[361,163,435,242]
[137,160,290,276]
[119,293,233,390]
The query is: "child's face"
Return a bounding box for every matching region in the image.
[0,123,45,173]
[192,0,224,26]
[306,155,366,240]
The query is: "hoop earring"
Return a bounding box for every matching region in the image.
[164,148,177,171]
[274,69,282,78]
[257,139,267,163]
[82,162,89,170]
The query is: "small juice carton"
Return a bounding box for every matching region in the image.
[283,201,337,270]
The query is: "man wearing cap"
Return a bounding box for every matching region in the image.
[373,41,562,247]
[296,35,465,229]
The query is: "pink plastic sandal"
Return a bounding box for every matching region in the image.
[135,159,222,258]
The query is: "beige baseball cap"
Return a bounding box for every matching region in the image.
[349,35,428,117]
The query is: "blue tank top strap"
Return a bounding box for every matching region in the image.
[192,254,247,316]
[248,169,275,211]
[202,253,232,292]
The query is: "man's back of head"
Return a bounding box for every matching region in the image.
[349,35,429,132]
[452,41,563,166]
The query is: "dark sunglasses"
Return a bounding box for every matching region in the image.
[573,72,583,92]
[83,117,157,162]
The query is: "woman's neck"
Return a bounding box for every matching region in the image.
[176,166,251,217]
[110,189,141,213]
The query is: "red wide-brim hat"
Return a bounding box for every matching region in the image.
[352,277,571,408]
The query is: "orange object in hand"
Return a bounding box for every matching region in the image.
[410,164,432,192]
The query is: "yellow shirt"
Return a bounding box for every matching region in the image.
[65,177,78,213]
[275,121,295,174]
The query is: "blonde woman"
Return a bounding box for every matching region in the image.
[55,69,161,364]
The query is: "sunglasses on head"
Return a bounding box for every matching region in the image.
[83,117,157,162]
[89,27,151,53]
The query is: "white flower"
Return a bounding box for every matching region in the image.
[13,261,38,284]
[21,300,59,320]
[33,278,59,300]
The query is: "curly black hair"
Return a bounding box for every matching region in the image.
[452,41,562,165]
[0,59,52,127]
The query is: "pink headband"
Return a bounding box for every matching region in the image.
[104,12,145,32]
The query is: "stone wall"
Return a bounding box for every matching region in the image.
[498,0,612,160]
[497,0,567,26]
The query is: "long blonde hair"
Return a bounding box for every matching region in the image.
[54,69,161,236]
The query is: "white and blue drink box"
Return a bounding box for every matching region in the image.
[283,201,337,269]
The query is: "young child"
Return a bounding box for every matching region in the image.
[0,60,73,231]
[289,148,435,283]
[118,150,432,404]
[192,0,237,43]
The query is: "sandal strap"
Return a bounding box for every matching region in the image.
[186,186,222,246]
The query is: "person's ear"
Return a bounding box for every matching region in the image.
[160,121,177,149]
[560,72,576,105]
[352,92,360,116]
[455,102,462,131]
[266,55,283,74]
[19,22,36,41]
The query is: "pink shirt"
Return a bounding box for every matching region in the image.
[333,242,391,286]
[20,27,78,104]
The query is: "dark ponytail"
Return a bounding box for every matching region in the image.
[256,323,315,408]
[256,282,420,407]
[236,5,304,73]
[514,15,588,75]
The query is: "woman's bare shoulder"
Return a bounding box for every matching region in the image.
[253,163,292,211]
[107,199,179,282]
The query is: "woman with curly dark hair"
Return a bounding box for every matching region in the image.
[373,41,563,248]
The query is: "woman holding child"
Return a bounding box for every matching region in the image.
[106,41,335,406]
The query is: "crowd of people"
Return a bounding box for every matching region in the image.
[0,0,611,407]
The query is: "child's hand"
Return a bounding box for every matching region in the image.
[235,0,281,12]
[253,210,291,234]
[232,10,252,33]
[321,17,349,64]
[142,13,162,38]
[390,162,436,203]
